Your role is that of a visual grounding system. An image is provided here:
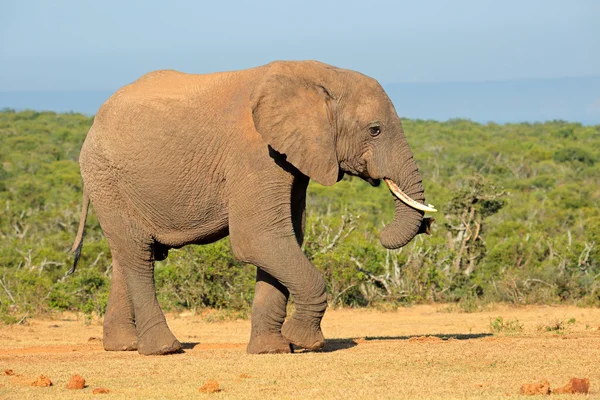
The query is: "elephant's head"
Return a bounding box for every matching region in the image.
[251,60,436,249]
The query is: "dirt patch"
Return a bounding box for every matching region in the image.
[408,336,444,343]
[199,379,220,393]
[239,373,251,379]
[520,380,550,395]
[188,343,245,351]
[10,373,53,387]
[66,374,86,389]
[93,387,111,394]
[9,375,29,386]
[31,374,52,387]
[0,344,102,355]
[553,378,590,394]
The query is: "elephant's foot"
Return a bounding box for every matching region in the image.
[281,316,325,351]
[247,331,293,354]
[137,323,182,355]
[103,322,138,351]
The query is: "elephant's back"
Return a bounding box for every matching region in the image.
[96,69,243,120]
[89,68,254,150]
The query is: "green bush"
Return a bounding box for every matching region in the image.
[553,146,596,165]
[155,240,255,312]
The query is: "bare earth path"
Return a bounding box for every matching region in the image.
[1,305,599,399]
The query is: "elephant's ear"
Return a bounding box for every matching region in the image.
[251,69,339,186]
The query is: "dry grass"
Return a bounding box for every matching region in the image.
[1,304,599,399]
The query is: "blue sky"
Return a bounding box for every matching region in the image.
[2,0,598,90]
[1,0,599,123]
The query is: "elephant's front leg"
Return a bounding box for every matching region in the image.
[246,180,308,354]
[246,269,292,354]
[231,225,327,351]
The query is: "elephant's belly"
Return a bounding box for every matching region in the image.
[151,209,230,248]
[122,181,230,248]
[155,224,230,248]
[116,163,231,247]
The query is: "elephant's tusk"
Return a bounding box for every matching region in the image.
[384,179,437,213]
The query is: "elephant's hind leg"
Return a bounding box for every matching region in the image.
[103,261,137,351]
[104,218,181,355]
[247,269,292,354]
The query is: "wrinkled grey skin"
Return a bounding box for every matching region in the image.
[71,60,430,355]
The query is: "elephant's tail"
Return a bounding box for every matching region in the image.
[67,191,90,277]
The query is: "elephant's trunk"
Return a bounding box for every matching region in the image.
[379,154,429,249]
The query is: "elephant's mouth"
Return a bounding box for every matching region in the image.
[358,172,436,213]
[363,177,380,187]
[383,179,437,213]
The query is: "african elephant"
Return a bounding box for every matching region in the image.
[71,60,436,355]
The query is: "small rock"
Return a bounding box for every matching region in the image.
[520,379,550,396]
[31,375,52,387]
[552,378,590,394]
[88,336,102,343]
[66,374,86,390]
[199,380,220,393]
[92,387,110,395]
[239,373,251,379]
[48,324,60,328]
[2,369,14,376]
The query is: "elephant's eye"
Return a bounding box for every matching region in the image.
[369,126,381,137]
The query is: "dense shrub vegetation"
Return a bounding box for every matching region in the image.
[1,109,599,322]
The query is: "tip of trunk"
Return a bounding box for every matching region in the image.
[379,200,424,249]
[379,222,420,249]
